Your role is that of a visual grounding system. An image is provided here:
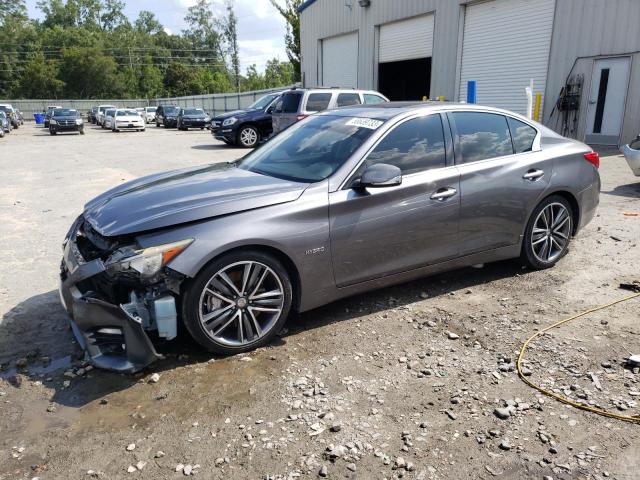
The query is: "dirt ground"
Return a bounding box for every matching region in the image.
[0,122,639,480]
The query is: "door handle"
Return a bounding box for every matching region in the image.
[523,169,544,181]
[430,187,457,201]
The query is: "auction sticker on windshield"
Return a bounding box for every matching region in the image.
[346,118,384,130]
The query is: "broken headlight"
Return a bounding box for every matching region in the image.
[106,239,193,277]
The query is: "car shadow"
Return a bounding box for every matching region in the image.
[0,260,525,408]
[191,143,233,150]
[603,181,640,198]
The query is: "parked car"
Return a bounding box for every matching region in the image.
[271,88,389,134]
[0,104,19,129]
[102,109,117,130]
[15,109,24,125]
[155,105,180,128]
[59,102,600,373]
[211,92,283,147]
[0,111,8,136]
[177,107,210,131]
[621,135,640,176]
[49,108,84,135]
[88,107,98,124]
[143,106,156,123]
[111,108,145,132]
[97,104,117,127]
[44,105,62,128]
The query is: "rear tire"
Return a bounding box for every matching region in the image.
[521,195,573,270]
[182,250,293,355]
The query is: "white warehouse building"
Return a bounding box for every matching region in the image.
[298,0,640,145]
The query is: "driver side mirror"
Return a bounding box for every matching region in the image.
[266,106,274,114]
[353,163,402,189]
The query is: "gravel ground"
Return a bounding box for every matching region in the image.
[0,122,639,480]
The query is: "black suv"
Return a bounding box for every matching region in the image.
[210,92,282,147]
[155,105,180,128]
[177,107,210,130]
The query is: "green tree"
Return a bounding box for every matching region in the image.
[223,0,240,91]
[269,0,301,81]
[100,0,127,30]
[139,62,164,98]
[58,46,119,97]
[16,53,65,98]
[183,0,226,70]
[164,62,200,97]
[264,58,294,87]
[135,10,163,35]
[0,0,28,26]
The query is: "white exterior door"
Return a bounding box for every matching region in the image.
[458,0,555,116]
[585,57,631,145]
[379,14,434,63]
[322,32,358,88]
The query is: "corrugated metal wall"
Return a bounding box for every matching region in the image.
[300,0,640,144]
[3,87,289,120]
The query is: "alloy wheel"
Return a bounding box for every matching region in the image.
[531,202,571,263]
[240,127,258,147]
[198,261,284,346]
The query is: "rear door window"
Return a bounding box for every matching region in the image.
[363,94,387,105]
[305,93,332,112]
[366,114,447,175]
[279,92,303,113]
[507,117,537,153]
[336,93,361,107]
[451,112,514,163]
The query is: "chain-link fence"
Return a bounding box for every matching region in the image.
[3,86,291,120]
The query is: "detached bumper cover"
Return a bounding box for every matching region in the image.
[59,236,162,373]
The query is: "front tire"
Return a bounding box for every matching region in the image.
[182,250,293,355]
[521,195,573,269]
[238,125,259,148]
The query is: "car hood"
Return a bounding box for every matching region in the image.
[83,163,308,237]
[213,109,260,121]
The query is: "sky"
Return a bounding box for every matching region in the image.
[24,0,288,72]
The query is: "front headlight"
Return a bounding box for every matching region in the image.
[222,117,237,126]
[106,239,193,277]
[50,119,58,125]
[76,119,83,125]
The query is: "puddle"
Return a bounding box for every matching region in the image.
[0,355,72,380]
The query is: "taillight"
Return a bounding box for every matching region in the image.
[296,115,307,121]
[583,151,600,169]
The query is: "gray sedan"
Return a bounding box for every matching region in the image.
[59,103,600,372]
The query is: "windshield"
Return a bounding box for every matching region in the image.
[237,115,381,183]
[164,106,179,114]
[248,94,279,110]
[183,108,204,115]
[106,110,115,116]
[53,109,77,116]
[117,110,139,116]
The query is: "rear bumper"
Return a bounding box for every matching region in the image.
[115,124,145,131]
[59,231,162,373]
[576,172,601,232]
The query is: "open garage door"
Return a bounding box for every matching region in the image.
[378,14,434,100]
[458,0,555,115]
[322,32,358,88]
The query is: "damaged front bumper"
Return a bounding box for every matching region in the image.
[59,221,178,373]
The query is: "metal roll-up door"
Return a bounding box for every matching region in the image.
[322,32,358,88]
[379,14,434,63]
[458,0,555,115]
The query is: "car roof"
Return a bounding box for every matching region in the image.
[319,101,531,120]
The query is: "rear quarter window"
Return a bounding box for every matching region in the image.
[363,94,386,105]
[507,117,537,153]
[305,93,332,112]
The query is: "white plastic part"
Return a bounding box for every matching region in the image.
[628,355,640,367]
[154,296,177,340]
[525,79,534,119]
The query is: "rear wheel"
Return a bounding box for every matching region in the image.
[238,125,259,148]
[521,195,573,269]
[182,250,293,355]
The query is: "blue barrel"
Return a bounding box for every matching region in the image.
[34,113,45,124]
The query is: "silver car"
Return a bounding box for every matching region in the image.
[621,136,640,176]
[59,103,600,372]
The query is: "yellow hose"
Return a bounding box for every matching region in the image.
[517,292,640,424]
